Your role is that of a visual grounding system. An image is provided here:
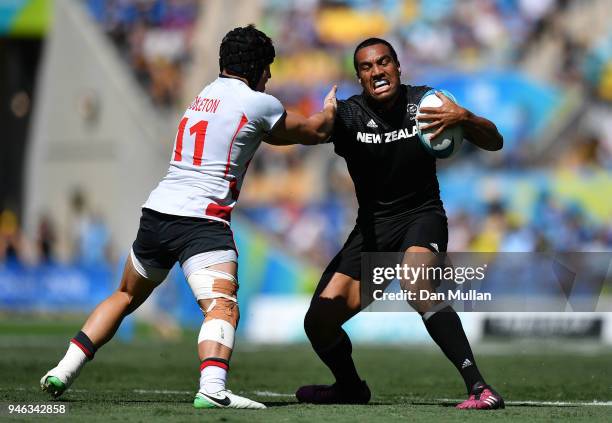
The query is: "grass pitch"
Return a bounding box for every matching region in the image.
[1,316,611,422]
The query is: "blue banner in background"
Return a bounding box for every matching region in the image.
[0,260,112,311]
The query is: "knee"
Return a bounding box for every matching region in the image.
[189,268,240,331]
[304,304,342,343]
[303,308,320,339]
[203,297,240,328]
[192,271,240,350]
[107,290,139,317]
[113,289,134,306]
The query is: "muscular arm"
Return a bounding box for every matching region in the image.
[265,85,337,146]
[459,110,503,151]
[418,92,503,151]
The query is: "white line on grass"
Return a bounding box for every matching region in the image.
[509,401,612,407]
[253,391,295,397]
[132,389,192,394]
[134,389,293,397]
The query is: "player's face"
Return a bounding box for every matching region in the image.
[355,44,401,105]
[255,65,271,92]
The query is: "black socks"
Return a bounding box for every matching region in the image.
[423,306,484,393]
[314,329,362,388]
[71,330,97,360]
[311,308,484,394]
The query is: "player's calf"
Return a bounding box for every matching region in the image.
[300,322,368,404]
[191,269,239,394]
[188,267,264,409]
[41,257,157,399]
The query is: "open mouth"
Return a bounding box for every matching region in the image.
[372,79,390,94]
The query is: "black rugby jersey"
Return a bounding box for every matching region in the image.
[329,84,444,220]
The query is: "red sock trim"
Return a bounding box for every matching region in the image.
[200,359,229,372]
[70,339,94,359]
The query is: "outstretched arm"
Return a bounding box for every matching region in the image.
[418,92,503,151]
[265,85,337,146]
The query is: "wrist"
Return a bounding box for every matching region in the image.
[323,101,335,111]
[322,104,335,118]
[460,107,473,123]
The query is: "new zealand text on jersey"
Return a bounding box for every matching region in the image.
[356,126,418,144]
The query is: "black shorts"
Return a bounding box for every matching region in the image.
[324,208,448,281]
[132,208,236,272]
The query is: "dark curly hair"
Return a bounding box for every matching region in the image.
[219,24,275,89]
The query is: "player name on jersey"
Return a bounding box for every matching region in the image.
[188,96,221,113]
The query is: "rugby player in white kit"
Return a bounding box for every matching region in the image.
[40,25,337,410]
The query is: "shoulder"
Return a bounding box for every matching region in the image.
[215,78,283,119]
[241,90,285,132]
[342,93,367,109]
[250,90,282,105]
[336,95,366,126]
[242,89,284,116]
[232,91,283,134]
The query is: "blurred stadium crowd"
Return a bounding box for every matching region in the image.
[1,0,610,269]
[1,190,111,266]
[84,0,198,108]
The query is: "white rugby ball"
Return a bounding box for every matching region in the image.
[417,89,463,159]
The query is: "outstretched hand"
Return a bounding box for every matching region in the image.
[417,92,469,140]
[323,85,338,113]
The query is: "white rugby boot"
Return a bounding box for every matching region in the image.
[193,389,266,409]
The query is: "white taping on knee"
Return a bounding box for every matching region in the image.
[198,319,235,349]
[187,269,237,302]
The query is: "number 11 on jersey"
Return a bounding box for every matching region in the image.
[173,117,209,166]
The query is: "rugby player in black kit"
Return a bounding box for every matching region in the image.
[296,38,505,410]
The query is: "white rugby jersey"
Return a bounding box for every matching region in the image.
[143,76,285,223]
